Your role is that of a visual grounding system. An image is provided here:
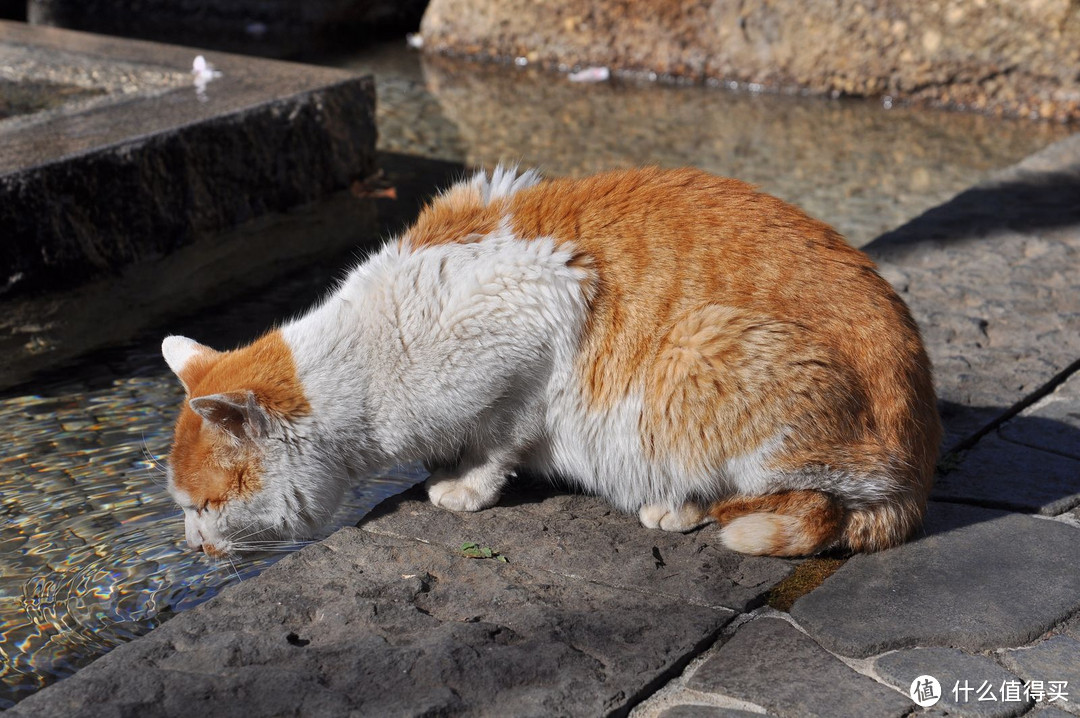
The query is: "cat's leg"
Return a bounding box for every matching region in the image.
[426,446,518,512]
[638,501,713,532]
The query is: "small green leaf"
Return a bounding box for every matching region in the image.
[461,541,478,551]
[496,555,509,563]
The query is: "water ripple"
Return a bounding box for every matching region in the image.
[0,376,420,709]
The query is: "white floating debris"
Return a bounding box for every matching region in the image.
[568,66,610,83]
[245,22,268,37]
[191,55,223,102]
[406,33,424,49]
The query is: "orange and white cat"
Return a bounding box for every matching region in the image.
[163,166,941,558]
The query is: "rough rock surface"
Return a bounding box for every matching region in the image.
[864,133,1080,449]
[419,0,1080,121]
[29,0,428,58]
[685,618,910,718]
[362,481,793,612]
[789,502,1080,657]
[8,528,734,717]
[932,434,1080,515]
[875,647,1030,718]
[1000,636,1080,715]
[1000,373,1080,461]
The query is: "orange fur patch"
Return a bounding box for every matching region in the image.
[404,167,941,549]
[169,330,309,508]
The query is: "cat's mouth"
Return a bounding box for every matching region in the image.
[201,543,227,559]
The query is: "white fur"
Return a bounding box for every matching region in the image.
[720,513,798,555]
[162,336,205,381]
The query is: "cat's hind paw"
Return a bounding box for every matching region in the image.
[426,474,500,512]
[639,502,712,532]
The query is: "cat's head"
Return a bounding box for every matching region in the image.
[161,332,343,556]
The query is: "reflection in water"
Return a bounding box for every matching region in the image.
[336,43,1068,248]
[0,376,421,708]
[414,55,1069,247]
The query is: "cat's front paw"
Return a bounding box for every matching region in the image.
[426,475,500,512]
[639,502,712,532]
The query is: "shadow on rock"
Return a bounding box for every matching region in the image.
[866,135,1080,261]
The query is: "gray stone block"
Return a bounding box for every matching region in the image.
[1033,708,1076,718]
[790,502,1080,657]
[1,21,376,292]
[1000,636,1080,716]
[1000,373,1080,461]
[933,433,1080,515]
[686,618,910,718]
[360,481,793,612]
[875,647,1030,717]
[9,528,733,717]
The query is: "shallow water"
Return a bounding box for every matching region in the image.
[341,43,1071,247]
[0,375,423,707]
[0,40,1074,708]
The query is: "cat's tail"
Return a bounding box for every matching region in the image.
[709,489,925,556]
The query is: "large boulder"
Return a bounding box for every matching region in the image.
[419,0,1080,122]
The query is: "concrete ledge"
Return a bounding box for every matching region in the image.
[0,21,376,292]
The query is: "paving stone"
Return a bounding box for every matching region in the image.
[685,618,910,718]
[361,481,793,612]
[875,647,1030,717]
[9,528,733,717]
[1031,707,1076,718]
[1000,636,1080,715]
[790,502,1080,658]
[933,434,1080,515]
[1000,373,1080,461]
[865,133,1080,450]
[658,706,768,718]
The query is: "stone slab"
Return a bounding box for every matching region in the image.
[1000,636,1080,715]
[360,481,793,612]
[790,502,1080,658]
[0,21,376,291]
[933,433,1080,515]
[1034,708,1076,718]
[685,618,910,718]
[9,527,734,717]
[1000,373,1080,461]
[865,133,1080,450]
[875,647,1030,718]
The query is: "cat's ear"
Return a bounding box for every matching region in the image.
[162,335,219,393]
[189,391,271,442]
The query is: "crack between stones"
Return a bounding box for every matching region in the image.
[948,355,1080,454]
[608,619,732,718]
